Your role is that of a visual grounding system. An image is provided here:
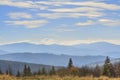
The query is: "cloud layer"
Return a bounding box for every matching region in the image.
[0,0,120,45]
[5,20,48,28]
[1,0,120,28]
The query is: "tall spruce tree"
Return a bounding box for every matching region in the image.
[8,66,13,76]
[102,56,115,77]
[49,66,56,75]
[41,67,46,75]
[23,65,27,76]
[27,66,32,76]
[6,70,9,75]
[23,65,32,76]
[37,69,41,75]
[93,65,101,77]
[68,58,73,69]
[16,70,21,77]
[0,68,3,75]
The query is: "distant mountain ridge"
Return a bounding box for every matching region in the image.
[0,53,106,67]
[89,58,120,67]
[0,50,8,55]
[0,42,120,58]
[0,59,61,75]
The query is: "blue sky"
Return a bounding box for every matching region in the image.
[0,0,120,45]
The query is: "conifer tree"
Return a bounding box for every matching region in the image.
[49,66,56,75]
[23,65,32,76]
[68,58,73,69]
[23,65,27,76]
[6,70,9,75]
[5,67,13,76]
[0,68,3,75]
[16,70,21,77]
[7,66,13,76]
[27,66,32,76]
[102,56,115,77]
[37,69,41,75]
[93,65,101,77]
[41,67,46,75]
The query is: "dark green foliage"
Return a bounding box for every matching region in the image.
[102,56,115,77]
[27,66,32,76]
[5,66,13,76]
[23,65,27,76]
[93,65,101,77]
[6,70,9,75]
[41,67,47,75]
[23,65,32,76]
[57,68,69,77]
[68,58,73,69]
[16,70,21,77]
[57,58,79,77]
[79,66,92,77]
[33,72,37,76]
[8,67,13,76]
[49,66,56,76]
[0,56,120,78]
[0,68,3,75]
[37,69,42,75]
[114,62,120,77]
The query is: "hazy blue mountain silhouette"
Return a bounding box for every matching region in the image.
[0,53,106,67]
[89,58,120,67]
[0,42,120,58]
[0,50,8,55]
[0,59,61,75]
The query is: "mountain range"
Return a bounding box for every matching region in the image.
[0,42,120,67]
[0,42,120,58]
[0,53,106,67]
[0,60,61,75]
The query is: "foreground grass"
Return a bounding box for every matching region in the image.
[0,75,120,80]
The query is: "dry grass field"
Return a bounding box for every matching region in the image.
[0,75,120,80]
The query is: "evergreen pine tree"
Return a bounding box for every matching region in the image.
[27,66,32,76]
[8,66,13,76]
[102,56,115,77]
[16,70,21,77]
[37,69,41,75]
[6,70,9,75]
[23,65,32,76]
[49,66,56,76]
[23,64,27,76]
[93,65,100,77]
[0,68,3,75]
[68,58,73,69]
[41,67,46,75]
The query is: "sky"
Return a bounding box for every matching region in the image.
[0,0,120,45]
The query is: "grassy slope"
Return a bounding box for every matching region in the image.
[0,75,120,80]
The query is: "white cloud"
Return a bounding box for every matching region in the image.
[37,12,104,19]
[15,39,120,45]
[1,38,120,45]
[8,12,32,19]
[5,20,48,28]
[75,20,95,26]
[49,7,102,13]
[58,39,120,45]
[36,1,120,10]
[75,19,120,27]
[1,0,120,11]
[0,0,47,10]
[0,40,32,45]
[98,19,120,26]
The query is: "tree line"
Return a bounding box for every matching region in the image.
[0,56,120,77]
